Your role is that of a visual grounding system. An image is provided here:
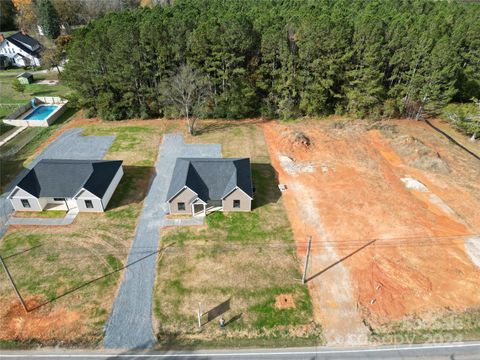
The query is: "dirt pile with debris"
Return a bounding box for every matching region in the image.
[389,135,451,174]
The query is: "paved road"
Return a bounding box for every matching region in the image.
[103,134,221,349]
[0,128,115,238]
[1,342,479,359]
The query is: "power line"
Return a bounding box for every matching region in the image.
[1,233,478,260]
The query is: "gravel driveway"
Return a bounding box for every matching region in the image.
[103,134,221,349]
[0,128,115,237]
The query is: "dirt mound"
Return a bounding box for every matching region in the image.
[291,131,312,147]
[275,294,296,309]
[0,297,82,342]
[390,135,450,174]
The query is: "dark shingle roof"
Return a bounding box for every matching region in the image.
[6,32,42,57]
[17,72,33,78]
[14,159,123,198]
[167,158,252,202]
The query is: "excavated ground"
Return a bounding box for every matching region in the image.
[263,119,480,344]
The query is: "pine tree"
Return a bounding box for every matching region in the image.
[37,0,60,39]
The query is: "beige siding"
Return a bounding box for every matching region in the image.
[169,187,196,214]
[222,188,251,212]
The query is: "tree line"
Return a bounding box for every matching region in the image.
[62,0,480,123]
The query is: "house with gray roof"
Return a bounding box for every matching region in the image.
[0,31,42,67]
[8,159,123,213]
[167,158,253,216]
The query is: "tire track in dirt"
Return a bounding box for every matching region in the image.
[290,181,370,345]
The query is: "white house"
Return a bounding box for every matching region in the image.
[0,31,42,67]
[8,159,124,213]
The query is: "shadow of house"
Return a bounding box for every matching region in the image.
[104,165,155,211]
[251,163,281,209]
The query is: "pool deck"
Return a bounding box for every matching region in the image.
[3,97,68,128]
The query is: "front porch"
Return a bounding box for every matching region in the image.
[191,200,222,217]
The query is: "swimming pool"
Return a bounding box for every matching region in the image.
[24,105,59,120]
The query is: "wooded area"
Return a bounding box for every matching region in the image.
[62,0,480,121]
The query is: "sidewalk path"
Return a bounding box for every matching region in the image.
[8,209,78,226]
[103,134,221,349]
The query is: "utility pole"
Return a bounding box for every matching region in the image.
[302,236,312,284]
[0,255,28,312]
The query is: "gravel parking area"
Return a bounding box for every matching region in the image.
[103,134,221,349]
[0,128,114,237]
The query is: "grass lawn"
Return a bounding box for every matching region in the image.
[153,120,322,349]
[13,210,66,218]
[0,70,71,125]
[0,122,167,346]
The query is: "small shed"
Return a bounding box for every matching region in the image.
[16,72,34,84]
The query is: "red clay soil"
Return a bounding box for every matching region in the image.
[263,119,480,328]
[0,296,82,342]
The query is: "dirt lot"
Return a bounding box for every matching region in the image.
[263,119,480,344]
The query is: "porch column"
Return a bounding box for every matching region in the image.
[203,204,206,216]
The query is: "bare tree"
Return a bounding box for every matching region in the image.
[162,64,210,136]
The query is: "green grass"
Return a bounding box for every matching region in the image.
[248,286,313,328]
[0,71,71,105]
[14,210,66,218]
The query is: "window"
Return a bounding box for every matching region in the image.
[233,200,241,208]
[85,200,94,209]
[178,202,185,211]
[21,199,31,208]
[53,197,64,201]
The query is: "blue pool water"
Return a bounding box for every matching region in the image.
[24,105,59,120]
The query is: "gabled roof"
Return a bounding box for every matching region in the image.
[12,159,123,198]
[17,72,33,78]
[5,32,42,57]
[167,158,253,202]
